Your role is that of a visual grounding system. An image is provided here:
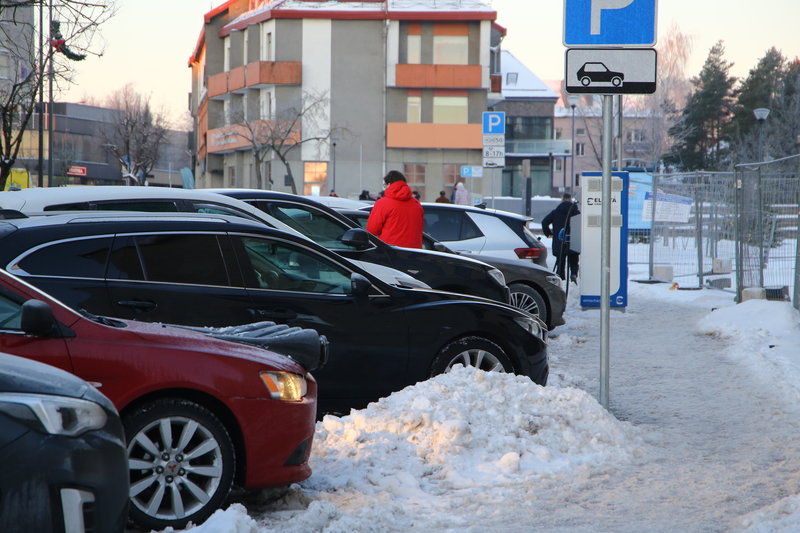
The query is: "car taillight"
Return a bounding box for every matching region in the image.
[514,247,543,259]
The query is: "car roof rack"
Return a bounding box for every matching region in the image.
[0,209,27,219]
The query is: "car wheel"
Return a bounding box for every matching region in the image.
[430,336,513,375]
[508,283,549,325]
[580,76,591,86]
[612,76,622,87]
[124,399,235,531]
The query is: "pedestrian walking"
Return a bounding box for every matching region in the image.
[541,193,580,282]
[454,182,470,205]
[366,170,424,248]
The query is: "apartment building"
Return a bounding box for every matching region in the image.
[188,0,504,202]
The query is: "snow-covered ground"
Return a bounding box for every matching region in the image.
[158,263,800,533]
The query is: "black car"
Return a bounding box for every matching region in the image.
[0,213,548,415]
[208,189,511,304]
[339,208,566,329]
[577,61,624,87]
[0,352,129,533]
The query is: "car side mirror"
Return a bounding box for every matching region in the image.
[341,228,372,250]
[350,273,372,298]
[20,300,60,338]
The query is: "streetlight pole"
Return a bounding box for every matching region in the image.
[567,95,580,194]
[753,107,770,161]
[331,141,337,194]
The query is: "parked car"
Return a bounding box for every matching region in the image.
[0,186,511,305]
[0,266,318,530]
[208,189,512,304]
[339,208,566,329]
[0,212,548,417]
[417,202,549,267]
[0,352,129,533]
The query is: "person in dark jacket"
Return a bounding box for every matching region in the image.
[366,170,424,248]
[542,193,581,282]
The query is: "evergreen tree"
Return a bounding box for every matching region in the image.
[731,47,785,138]
[666,41,736,170]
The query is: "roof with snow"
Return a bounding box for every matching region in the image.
[501,50,558,101]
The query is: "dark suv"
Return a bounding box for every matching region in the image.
[0,212,548,415]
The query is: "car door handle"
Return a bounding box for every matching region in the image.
[117,300,158,311]
[249,308,297,320]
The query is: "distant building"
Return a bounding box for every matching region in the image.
[188,0,506,202]
[16,103,191,187]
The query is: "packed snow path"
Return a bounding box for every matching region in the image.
[507,290,800,532]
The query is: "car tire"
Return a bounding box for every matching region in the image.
[580,76,591,86]
[612,76,622,87]
[430,336,514,376]
[508,283,549,326]
[124,399,235,531]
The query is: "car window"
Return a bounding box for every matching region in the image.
[424,210,482,241]
[250,202,352,250]
[16,237,112,279]
[238,236,352,294]
[108,234,231,287]
[0,292,21,330]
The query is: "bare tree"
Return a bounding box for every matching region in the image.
[233,91,335,194]
[101,84,169,185]
[0,0,116,189]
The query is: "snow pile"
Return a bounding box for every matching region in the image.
[309,365,644,494]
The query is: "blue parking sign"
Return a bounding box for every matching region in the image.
[482,112,505,135]
[564,0,657,47]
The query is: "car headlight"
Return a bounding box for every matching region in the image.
[514,316,546,341]
[0,393,108,437]
[487,267,506,287]
[260,371,308,401]
[546,274,562,288]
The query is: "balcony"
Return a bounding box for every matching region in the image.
[207,120,301,155]
[394,64,482,89]
[207,61,301,100]
[505,139,573,157]
[387,123,482,149]
[245,61,302,89]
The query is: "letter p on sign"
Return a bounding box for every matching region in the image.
[482,112,506,135]
[591,0,634,34]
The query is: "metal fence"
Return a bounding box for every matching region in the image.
[626,157,800,310]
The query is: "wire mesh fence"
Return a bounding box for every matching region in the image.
[625,159,800,310]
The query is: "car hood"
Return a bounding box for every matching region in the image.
[0,352,93,399]
[95,319,309,375]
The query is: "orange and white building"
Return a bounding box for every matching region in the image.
[188,0,504,201]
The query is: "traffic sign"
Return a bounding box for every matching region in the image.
[482,112,505,135]
[565,48,656,94]
[460,166,484,178]
[564,0,658,47]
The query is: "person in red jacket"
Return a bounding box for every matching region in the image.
[366,170,424,248]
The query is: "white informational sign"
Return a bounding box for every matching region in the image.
[641,191,693,223]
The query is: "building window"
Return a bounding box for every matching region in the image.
[443,163,461,187]
[433,96,467,124]
[224,37,231,71]
[407,95,421,123]
[433,35,468,65]
[555,158,563,171]
[403,163,426,200]
[407,35,421,64]
[227,165,236,187]
[303,162,328,195]
[262,28,272,61]
[506,72,518,85]
[506,116,552,141]
[576,128,586,136]
[627,128,646,142]
[575,143,585,157]
[260,89,272,118]
[555,128,563,140]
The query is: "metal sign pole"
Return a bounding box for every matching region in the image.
[600,94,613,409]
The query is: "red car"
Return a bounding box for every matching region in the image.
[0,268,318,530]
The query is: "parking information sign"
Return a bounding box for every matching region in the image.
[565,48,656,94]
[482,112,505,168]
[563,0,658,47]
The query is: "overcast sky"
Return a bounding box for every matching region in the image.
[62,0,800,125]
